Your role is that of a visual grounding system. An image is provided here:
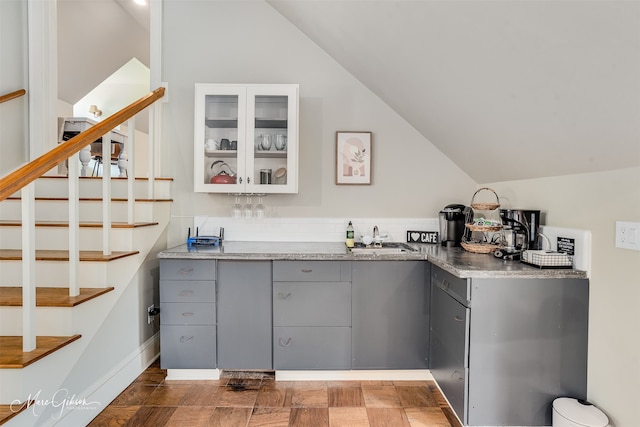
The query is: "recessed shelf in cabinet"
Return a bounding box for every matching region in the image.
[205,119,288,129]
[205,149,287,158]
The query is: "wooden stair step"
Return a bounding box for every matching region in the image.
[0,220,158,228]
[0,287,115,307]
[0,249,139,261]
[0,402,32,426]
[0,335,82,368]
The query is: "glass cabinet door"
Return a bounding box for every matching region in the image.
[194,84,298,194]
[194,85,246,193]
[245,85,298,194]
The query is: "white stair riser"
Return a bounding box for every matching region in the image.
[0,227,134,251]
[0,260,116,288]
[31,178,172,200]
[0,307,72,336]
[0,199,158,222]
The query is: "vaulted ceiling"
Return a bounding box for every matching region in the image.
[58,0,640,183]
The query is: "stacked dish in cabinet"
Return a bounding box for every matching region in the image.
[461,187,503,254]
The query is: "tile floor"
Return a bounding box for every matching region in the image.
[88,361,462,427]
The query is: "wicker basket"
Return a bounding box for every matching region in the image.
[465,223,502,232]
[470,187,500,210]
[461,241,498,254]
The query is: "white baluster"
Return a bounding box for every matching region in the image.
[79,145,92,177]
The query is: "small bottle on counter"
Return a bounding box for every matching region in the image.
[346,221,355,248]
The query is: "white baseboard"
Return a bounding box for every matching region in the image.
[275,369,432,381]
[165,369,220,381]
[42,333,160,427]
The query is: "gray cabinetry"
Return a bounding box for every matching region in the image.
[273,261,352,369]
[217,260,272,369]
[429,264,589,426]
[160,260,216,369]
[352,261,430,369]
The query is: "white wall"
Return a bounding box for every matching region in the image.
[160,0,476,245]
[0,0,28,176]
[485,166,640,427]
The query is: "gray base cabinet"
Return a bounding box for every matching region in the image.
[273,261,352,370]
[429,265,589,426]
[352,261,430,369]
[217,260,272,369]
[159,260,217,369]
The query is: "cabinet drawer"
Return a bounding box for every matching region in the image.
[160,280,215,303]
[160,325,216,369]
[160,259,216,281]
[161,302,216,325]
[432,265,470,306]
[274,327,351,370]
[273,282,351,327]
[273,261,350,282]
[431,286,468,367]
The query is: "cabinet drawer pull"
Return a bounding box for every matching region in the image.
[278,337,292,347]
[179,336,194,343]
[453,315,464,322]
[178,268,194,276]
[278,292,292,299]
[181,312,194,317]
[239,177,243,184]
[300,269,313,273]
[451,370,464,381]
[247,176,250,184]
[179,290,194,296]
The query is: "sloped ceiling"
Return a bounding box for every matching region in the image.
[267,0,640,183]
[58,0,640,183]
[57,0,149,106]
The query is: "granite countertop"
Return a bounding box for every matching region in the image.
[159,241,588,280]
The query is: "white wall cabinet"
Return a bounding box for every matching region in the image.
[194,84,299,194]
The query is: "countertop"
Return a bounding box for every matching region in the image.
[158,241,588,280]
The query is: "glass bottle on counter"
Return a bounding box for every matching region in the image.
[346,221,355,248]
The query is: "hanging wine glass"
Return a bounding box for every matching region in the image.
[255,195,266,219]
[232,195,242,218]
[244,195,253,219]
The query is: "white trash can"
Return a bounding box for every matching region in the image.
[553,398,609,427]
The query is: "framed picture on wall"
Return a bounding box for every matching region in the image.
[336,131,372,185]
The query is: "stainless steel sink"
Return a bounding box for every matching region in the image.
[350,242,418,255]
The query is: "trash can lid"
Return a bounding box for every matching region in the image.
[553,398,609,427]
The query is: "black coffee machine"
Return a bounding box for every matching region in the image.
[439,204,469,247]
[494,209,542,259]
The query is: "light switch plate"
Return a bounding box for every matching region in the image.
[616,221,640,251]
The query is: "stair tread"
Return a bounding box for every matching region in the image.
[0,249,139,261]
[0,220,158,228]
[0,335,82,368]
[0,402,32,426]
[0,287,115,307]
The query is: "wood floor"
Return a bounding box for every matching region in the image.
[89,362,462,427]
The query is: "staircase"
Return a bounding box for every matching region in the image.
[0,176,172,426]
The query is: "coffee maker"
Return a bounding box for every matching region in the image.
[494,209,542,259]
[439,204,469,247]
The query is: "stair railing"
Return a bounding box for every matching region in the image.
[0,89,26,104]
[0,87,165,351]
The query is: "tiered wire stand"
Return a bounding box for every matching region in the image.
[461,187,503,254]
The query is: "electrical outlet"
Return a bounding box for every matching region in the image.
[616,221,640,251]
[147,304,155,324]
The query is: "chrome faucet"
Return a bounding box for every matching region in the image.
[373,226,381,247]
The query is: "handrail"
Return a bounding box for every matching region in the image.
[0,86,165,202]
[0,89,26,104]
